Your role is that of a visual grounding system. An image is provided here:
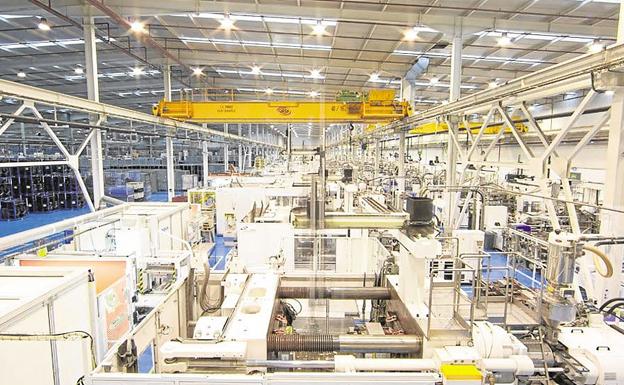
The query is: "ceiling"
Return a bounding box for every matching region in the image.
[0,0,620,141]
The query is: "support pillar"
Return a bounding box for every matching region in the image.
[224,123,229,172]
[238,125,243,172]
[164,63,174,201]
[84,15,104,209]
[163,65,172,102]
[166,136,175,201]
[202,140,209,187]
[446,29,462,228]
[598,2,624,302]
[397,131,406,209]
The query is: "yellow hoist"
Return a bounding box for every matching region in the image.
[153,89,412,124]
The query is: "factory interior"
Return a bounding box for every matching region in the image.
[3,1,624,384]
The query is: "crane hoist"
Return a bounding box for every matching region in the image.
[152,89,412,124]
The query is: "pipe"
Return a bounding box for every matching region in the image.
[277,286,391,300]
[267,334,422,354]
[583,244,614,278]
[248,360,334,369]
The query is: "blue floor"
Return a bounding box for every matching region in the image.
[482,250,542,288]
[0,191,184,238]
[209,236,231,270]
[0,207,91,237]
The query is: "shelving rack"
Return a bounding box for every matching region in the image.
[0,163,85,220]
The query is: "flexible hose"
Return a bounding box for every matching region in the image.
[583,244,614,278]
[599,297,624,312]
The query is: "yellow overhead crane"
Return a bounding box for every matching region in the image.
[409,120,529,135]
[152,89,412,124]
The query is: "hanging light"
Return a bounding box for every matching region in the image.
[309,69,323,79]
[312,20,326,36]
[369,72,380,82]
[74,67,84,75]
[192,67,204,76]
[16,70,26,78]
[37,17,51,31]
[429,76,439,85]
[130,20,146,33]
[250,65,261,75]
[309,91,319,97]
[130,66,145,76]
[588,39,604,53]
[265,88,274,95]
[497,32,512,46]
[488,81,498,89]
[220,14,235,30]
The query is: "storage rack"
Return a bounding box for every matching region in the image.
[0,164,85,220]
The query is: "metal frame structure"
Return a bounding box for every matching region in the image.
[0,78,282,209]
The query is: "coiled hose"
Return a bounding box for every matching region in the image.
[583,244,614,278]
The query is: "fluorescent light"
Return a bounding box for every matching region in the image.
[182,36,331,51]
[392,49,544,65]
[250,65,261,75]
[588,39,604,53]
[130,20,145,33]
[497,32,512,46]
[192,66,204,76]
[220,14,235,30]
[312,20,326,36]
[74,67,84,75]
[216,68,325,80]
[37,17,50,31]
[16,71,26,78]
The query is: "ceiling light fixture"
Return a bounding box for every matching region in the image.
[429,76,439,85]
[220,14,235,30]
[37,17,50,31]
[130,20,145,33]
[265,88,274,95]
[16,70,26,78]
[312,20,326,36]
[588,39,604,53]
[369,72,380,82]
[192,66,204,76]
[497,32,512,46]
[404,27,419,42]
[309,91,319,97]
[309,69,323,79]
[74,67,84,75]
[250,65,261,75]
[488,81,498,89]
[130,66,145,76]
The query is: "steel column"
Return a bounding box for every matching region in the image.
[166,136,175,201]
[446,31,462,229]
[202,140,209,187]
[594,2,624,302]
[84,15,104,210]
